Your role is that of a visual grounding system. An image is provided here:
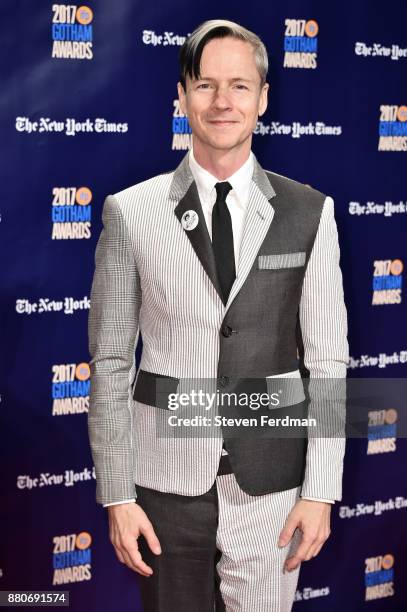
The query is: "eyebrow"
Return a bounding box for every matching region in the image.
[195,77,254,83]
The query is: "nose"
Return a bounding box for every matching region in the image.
[212,86,232,110]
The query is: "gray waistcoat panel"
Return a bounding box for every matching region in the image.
[218,171,325,378]
[217,171,325,495]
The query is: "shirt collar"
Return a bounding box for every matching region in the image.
[188,147,254,210]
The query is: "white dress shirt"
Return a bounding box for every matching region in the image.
[103,148,334,506]
[189,146,253,269]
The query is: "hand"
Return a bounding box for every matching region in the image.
[107,502,162,576]
[278,499,331,572]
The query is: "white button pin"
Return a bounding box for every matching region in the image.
[181,210,199,231]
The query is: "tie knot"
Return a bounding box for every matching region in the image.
[215,181,232,202]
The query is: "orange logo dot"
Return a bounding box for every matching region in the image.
[76,6,93,25]
[397,106,407,122]
[76,531,92,550]
[305,20,319,37]
[382,554,394,569]
[76,187,92,206]
[76,363,90,381]
[390,259,403,275]
[385,409,398,424]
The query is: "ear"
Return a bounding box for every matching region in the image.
[258,82,269,117]
[177,81,187,115]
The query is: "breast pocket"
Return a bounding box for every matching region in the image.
[256,251,306,304]
[257,251,306,270]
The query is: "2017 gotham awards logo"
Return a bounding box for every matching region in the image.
[53,531,92,584]
[378,105,407,151]
[283,19,318,69]
[372,259,403,305]
[52,362,90,415]
[172,99,192,150]
[364,554,395,601]
[367,409,397,455]
[51,187,92,239]
[51,5,93,59]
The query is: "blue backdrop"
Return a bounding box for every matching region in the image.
[1,1,407,610]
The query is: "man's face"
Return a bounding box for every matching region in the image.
[177,37,269,154]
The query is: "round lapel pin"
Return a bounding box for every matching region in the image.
[181,209,199,231]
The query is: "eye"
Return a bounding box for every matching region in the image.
[234,84,249,90]
[197,83,211,89]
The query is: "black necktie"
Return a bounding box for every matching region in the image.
[212,181,235,304]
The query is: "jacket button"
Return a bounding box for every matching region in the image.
[221,325,233,337]
[218,376,229,388]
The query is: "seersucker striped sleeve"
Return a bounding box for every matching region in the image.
[298,195,349,501]
[87,195,141,505]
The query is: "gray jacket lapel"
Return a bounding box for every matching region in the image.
[170,152,224,303]
[224,154,276,314]
[169,151,277,312]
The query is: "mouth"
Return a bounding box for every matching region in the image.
[207,120,238,127]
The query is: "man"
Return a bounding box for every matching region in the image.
[88,19,349,612]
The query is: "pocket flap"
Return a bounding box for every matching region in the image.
[258,251,306,269]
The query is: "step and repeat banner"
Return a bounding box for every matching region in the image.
[1,1,406,610]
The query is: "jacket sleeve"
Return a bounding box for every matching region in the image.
[87,194,142,505]
[298,195,349,501]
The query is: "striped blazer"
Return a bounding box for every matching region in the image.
[87,150,349,506]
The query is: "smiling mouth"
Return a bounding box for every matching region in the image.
[208,120,238,126]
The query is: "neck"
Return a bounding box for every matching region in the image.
[192,138,251,180]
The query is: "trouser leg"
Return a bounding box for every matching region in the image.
[135,482,220,612]
[215,474,302,612]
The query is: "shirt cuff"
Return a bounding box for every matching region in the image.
[301,496,335,504]
[103,498,136,507]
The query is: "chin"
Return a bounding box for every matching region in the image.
[207,135,243,150]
